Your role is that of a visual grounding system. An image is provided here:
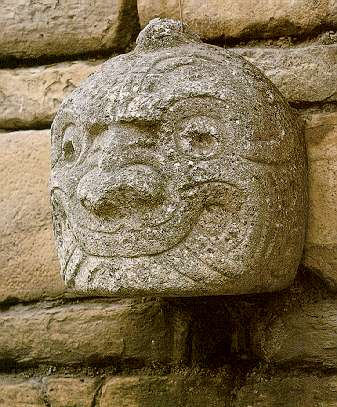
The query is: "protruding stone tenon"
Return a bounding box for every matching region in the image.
[50,18,307,297]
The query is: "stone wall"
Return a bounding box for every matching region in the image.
[0,1,336,405]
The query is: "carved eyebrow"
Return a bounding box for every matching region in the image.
[86,122,109,137]
[133,119,160,134]
[117,116,159,129]
[115,117,161,134]
[84,118,160,140]
[51,108,77,137]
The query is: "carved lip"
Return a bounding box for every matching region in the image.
[74,193,183,234]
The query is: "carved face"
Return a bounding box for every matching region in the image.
[50,19,307,296]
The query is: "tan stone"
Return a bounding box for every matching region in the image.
[0,373,232,406]
[0,376,100,406]
[0,377,44,407]
[0,129,64,302]
[100,377,146,407]
[303,110,337,288]
[0,300,170,366]
[234,45,337,104]
[235,373,337,406]
[251,300,337,367]
[45,377,99,407]
[100,372,232,407]
[0,60,103,129]
[1,0,138,59]
[138,0,337,40]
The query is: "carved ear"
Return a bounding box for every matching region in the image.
[135,18,201,51]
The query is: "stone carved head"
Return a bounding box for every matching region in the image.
[50,19,307,297]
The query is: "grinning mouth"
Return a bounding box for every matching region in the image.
[51,178,253,289]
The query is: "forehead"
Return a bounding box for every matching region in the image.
[52,44,300,164]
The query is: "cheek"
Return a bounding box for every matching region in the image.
[240,115,297,164]
[51,163,88,198]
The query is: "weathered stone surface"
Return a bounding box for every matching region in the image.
[0,129,63,302]
[0,300,170,366]
[0,0,138,60]
[235,373,337,406]
[251,299,337,368]
[2,46,335,131]
[100,372,232,407]
[303,110,337,288]
[45,377,99,407]
[234,45,337,104]
[138,1,337,40]
[51,19,307,297]
[0,60,102,129]
[0,377,44,407]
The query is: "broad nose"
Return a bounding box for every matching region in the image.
[77,164,165,217]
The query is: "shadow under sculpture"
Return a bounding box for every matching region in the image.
[50,19,307,297]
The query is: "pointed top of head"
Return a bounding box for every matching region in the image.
[135,18,201,52]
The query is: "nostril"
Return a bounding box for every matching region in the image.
[77,179,103,213]
[80,197,92,211]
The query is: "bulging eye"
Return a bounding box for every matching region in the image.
[62,126,82,164]
[177,117,221,158]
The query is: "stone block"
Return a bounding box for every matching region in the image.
[45,377,99,407]
[251,300,337,368]
[0,300,170,366]
[235,373,337,406]
[0,129,63,302]
[0,377,44,407]
[0,376,99,406]
[1,0,138,60]
[303,110,337,288]
[0,373,232,406]
[0,60,102,129]
[138,1,337,40]
[99,372,232,407]
[234,45,337,104]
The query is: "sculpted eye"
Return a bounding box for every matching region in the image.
[62,126,82,164]
[177,117,221,158]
